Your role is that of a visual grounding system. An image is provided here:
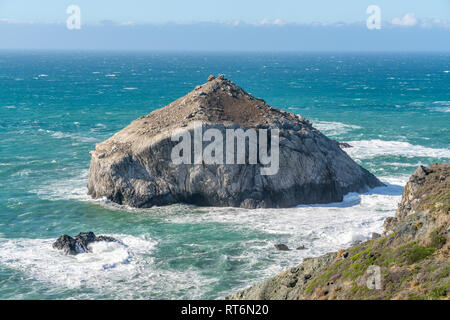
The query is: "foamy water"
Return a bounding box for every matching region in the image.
[17,160,407,299]
[313,120,362,136]
[0,177,404,299]
[346,140,450,159]
[0,234,213,299]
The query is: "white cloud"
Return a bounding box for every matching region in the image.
[389,13,450,29]
[420,18,450,29]
[272,18,286,26]
[120,21,135,26]
[0,18,34,24]
[391,13,418,27]
[255,18,286,26]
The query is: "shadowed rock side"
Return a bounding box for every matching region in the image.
[227,163,450,300]
[88,76,382,208]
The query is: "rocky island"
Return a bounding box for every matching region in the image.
[88,75,382,208]
[53,232,120,255]
[227,163,450,300]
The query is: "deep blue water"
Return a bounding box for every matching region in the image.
[0,52,448,299]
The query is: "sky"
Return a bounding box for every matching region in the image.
[1,0,450,24]
[0,0,449,51]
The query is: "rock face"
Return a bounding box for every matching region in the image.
[52,232,119,255]
[227,163,449,300]
[228,252,337,300]
[88,75,382,209]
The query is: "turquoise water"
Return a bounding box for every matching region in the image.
[0,52,449,299]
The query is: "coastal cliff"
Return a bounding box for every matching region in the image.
[227,163,450,300]
[88,76,382,208]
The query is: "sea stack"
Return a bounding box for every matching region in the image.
[87,76,382,208]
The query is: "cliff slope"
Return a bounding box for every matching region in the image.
[227,163,450,300]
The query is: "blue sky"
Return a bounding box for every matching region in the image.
[1,0,449,24]
[0,1,449,51]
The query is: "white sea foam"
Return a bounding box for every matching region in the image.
[383,161,424,167]
[83,176,405,298]
[0,235,153,288]
[432,101,450,106]
[345,140,450,160]
[39,129,98,143]
[312,120,361,136]
[165,176,405,274]
[9,173,409,298]
[0,234,214,299]
[432,101,450,113]
[33,169,90,201]
[11,169,32,177]
[123,87,138,91]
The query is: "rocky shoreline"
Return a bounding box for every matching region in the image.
[227,164,450,300]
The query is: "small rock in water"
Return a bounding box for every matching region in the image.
[52,231,119,255]
[296,245,306,250]
[334,140,352,149]
[371,232,381,239]
[339,142,352,149]
[274,244,290,251]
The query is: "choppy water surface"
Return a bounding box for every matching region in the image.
[0,52,449,299]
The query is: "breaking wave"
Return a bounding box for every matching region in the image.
[345,140,450,160]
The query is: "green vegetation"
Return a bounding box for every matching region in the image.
[403,245,435,264]
[428,282,449,299]
[430,230,446,249]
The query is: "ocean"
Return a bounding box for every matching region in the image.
[0,51,449,299]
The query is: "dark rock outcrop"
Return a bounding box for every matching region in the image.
[274,244,290,251]
[333,140,353,149]
[339,142,353,149]
[52,232,119,255]
[227,163,449,300]
[88,75,382,209]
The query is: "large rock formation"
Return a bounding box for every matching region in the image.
[88,75,382,208]
[227,163,450,300]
